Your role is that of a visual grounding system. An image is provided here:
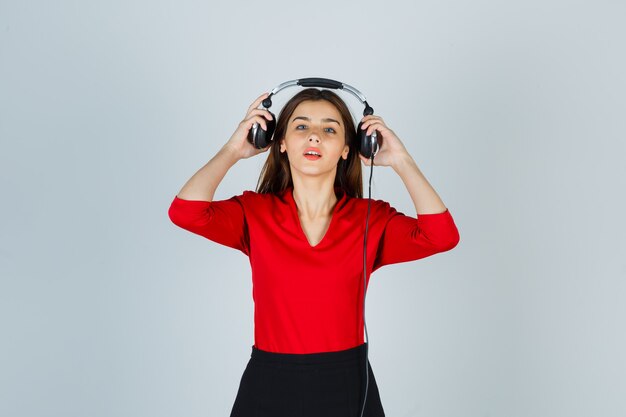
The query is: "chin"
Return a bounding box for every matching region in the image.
[292,164,334,177]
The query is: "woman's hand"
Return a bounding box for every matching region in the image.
[358,115,411,168]
[224,92,274,160]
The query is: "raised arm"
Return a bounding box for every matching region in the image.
[372,203,459,272]
[175,92,274,202]
[358,114,460,271]
[359,114,449,215]
[168,92,275,254]
[175,145,240,202]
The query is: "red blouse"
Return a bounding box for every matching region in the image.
[168,186,460,354]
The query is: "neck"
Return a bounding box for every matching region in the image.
[291,180,339,220]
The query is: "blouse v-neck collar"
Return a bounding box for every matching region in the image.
[282,186,347,249]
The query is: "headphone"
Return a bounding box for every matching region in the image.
[249,77,379,417]
[247,77,380,159]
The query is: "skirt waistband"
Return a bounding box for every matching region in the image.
[250,342,368,365]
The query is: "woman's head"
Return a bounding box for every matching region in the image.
[256,88,363,198]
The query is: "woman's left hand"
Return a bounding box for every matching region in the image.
[358,115,410,168]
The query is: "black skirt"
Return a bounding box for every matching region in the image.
[229,342,385,417]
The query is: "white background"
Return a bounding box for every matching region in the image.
[1,1,625,416]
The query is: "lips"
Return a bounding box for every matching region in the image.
[303,147,322,158]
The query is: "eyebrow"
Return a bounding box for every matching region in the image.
[291,116,341,126]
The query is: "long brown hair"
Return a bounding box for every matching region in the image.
[255,88,363,198]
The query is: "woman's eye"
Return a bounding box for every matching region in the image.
[295,125,335,133]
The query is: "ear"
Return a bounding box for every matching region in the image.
[342,145,349,160]
[280,140,285,153]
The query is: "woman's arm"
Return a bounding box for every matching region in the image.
[358,114,459,271]
[358,114,449,215]
[176,145,240,202]
[169,145,249,254]
[167,93,274,255]
[392,154,447,215]
[175,92,273,202]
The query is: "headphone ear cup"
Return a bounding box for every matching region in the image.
[357,121,379,159]
[247,111,277,149]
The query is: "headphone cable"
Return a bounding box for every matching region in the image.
[359,151,375,417]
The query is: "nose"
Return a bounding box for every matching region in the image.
[308,127,321,143]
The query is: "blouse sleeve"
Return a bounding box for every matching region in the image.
[168,192,250,256]
[372,202,460,272]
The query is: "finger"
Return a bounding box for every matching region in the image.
[361,115,384,123]
[362,122,385,132]
[248,92,270,112]
[361,117,385,130]
[363,122,387,136]
[247,108,273,120]
[247,92,268,112]
[360,115,383,123]
[245,115,268,130]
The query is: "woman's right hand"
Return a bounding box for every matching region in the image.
[224,92,274,160]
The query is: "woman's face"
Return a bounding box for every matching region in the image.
[279,100,350,179]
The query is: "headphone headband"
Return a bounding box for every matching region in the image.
[264,77,374,116]
[248,77,379,158]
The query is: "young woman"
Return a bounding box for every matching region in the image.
[168,88,460,417]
